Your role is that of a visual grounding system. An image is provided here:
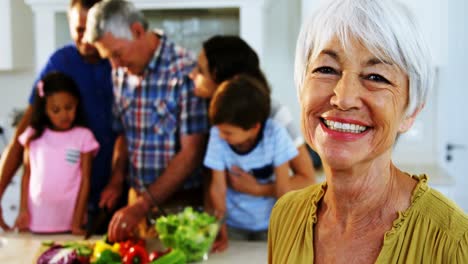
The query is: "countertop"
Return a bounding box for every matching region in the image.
[0,232,267,264]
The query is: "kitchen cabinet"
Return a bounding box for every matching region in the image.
[25,0,275,72]
[0,0,33,70]
[1,174,21,227]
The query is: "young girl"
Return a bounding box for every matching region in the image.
[14,72,99,235]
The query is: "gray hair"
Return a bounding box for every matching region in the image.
[295,0,433,116]
[84,0,148,43]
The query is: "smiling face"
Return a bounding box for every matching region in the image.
[300,36,418,169]
[189,49,218,98]
[45,92,78,131]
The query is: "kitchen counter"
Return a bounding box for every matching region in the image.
[0,232,267,264]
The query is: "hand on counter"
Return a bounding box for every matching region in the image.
[13,210,29,232]
[212,223,228,252]
[71,225,86,236]
[0,207,11,231]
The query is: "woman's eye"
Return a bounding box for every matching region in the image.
[312,67,337,75]
[366,74,390,84]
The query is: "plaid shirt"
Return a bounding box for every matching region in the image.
[112,31,209,189]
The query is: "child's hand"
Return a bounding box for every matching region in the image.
[14,210,30,232]
[211,223,228,252]
[0,207,12,231]
[228,166,259,194]
[71,225,86,235]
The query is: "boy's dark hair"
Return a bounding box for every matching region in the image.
[30,72,87,140]
[70,0,101,9]
[210,74,270,130]
[203,35,269,91]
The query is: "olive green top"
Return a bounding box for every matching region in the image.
[268,175,468,263]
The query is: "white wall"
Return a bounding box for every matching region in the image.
[263,0,301,130]
[437,0,468,211]
[0,1,35,146]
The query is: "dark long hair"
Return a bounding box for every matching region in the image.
[202,35,270,92]
[30,72,87,140]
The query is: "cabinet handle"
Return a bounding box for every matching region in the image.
[9,205,17,211]
[447,143,466,151]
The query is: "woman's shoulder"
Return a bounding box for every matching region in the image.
[410,174,468,238]
[273,183,324,216]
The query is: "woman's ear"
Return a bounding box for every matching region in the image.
[398,105,424,133]
[130,22,145,39]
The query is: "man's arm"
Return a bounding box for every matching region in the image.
[99,134,128,209]
[0,106,32,231]
[144,133,206,206]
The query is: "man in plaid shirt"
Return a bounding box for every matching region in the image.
[85,0,209,241]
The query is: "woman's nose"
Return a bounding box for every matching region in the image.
[330,73,363,111]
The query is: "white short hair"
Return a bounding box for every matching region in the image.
[84,0,148,43]
[295,0,434,116]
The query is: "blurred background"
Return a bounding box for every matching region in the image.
[0,0,466,226]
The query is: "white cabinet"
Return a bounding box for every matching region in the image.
[0,0,33,70]
[25,0,273,72]
[1,174,21,227]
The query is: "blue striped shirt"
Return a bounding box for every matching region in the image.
[204,119,298,231]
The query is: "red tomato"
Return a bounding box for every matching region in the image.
[148,251,160,261]
[122,245,149,264]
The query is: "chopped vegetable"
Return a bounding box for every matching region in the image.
[41,240,54,247]
[37,245,78,264]
[155,207,219,262]
[148,251,160,262]
[149,249,186,264]
[92,249,121,264]
[122,245,149,264]
[62,241,93,257]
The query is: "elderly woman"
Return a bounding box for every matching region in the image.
[268,0,468,263]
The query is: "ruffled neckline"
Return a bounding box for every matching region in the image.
[384,174,429,239]
[308,174,429,234]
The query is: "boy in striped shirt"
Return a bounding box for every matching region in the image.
[204,74,298,251]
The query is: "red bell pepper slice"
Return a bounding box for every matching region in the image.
[122,245,149,264]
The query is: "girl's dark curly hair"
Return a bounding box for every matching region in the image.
[30,72,87,141]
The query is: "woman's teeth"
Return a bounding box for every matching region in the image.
[323,119,367,133]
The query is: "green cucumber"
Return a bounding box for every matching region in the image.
[150,249,187,264]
